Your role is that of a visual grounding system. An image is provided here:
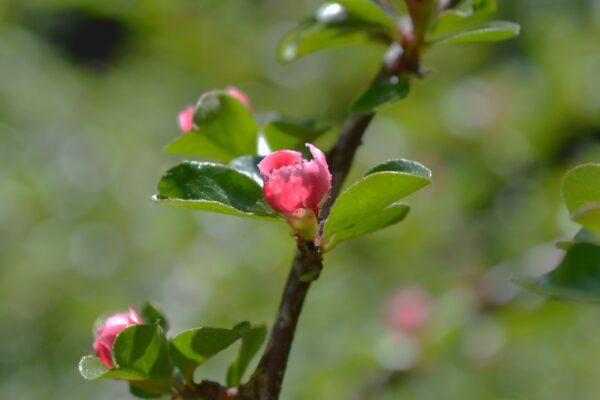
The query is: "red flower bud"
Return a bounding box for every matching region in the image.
[93,307,142,368]
[258,144,332,217]
[226,86,252,110]
[178,106,195,133]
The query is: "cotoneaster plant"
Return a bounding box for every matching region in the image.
[79,1,520,399]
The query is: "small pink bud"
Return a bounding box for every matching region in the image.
[386,287,432,335]
[93,307,142,368]
[178,106,195,133]
[258,144,332,219]
[226,86,253,110]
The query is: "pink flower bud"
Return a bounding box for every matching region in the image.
[226,86,253,110]
[93,307,142,368]
[178,105,195,133]
[258,144,332,218]
[386,287,432,335]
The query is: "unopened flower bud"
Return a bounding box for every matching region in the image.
[93,307,142,368]
[178,106,195,133]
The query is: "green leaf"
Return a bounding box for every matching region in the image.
[141,302,170,333]
[556,228,599,250]
[472,0,497,15]
[79,355,146,381]
[350,76,410,114]
[323,204,409,250]
[226,325,268,387]
[263,120,328,151]
[154,162,280,220]
[170,327,242,379]
[229,155,264,185]
[129,383,163,399]
[165,91,259,162]
[324,159,431,241]
[573,203,600,238]
[516,243,600,303]
[432,9,473,37]
[431,21,520,45]
[277,0,395,63]
[112,324,173,380]
[562,164,600,215]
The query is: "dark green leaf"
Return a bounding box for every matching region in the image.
[263,120,328,151]
[226,325,267,387]
[112,324,173,379]
[129,383,163,399]
[563,163,600,214]
[431,21,520,45]
[557,228,599,250]
[516,243,600,303]
[141,302,170,333]
[473,0,497,15]
[350,76,410,114]
[154,162,280,220]
[165,91,259,162]
[324,159,431,241]
[323,204,409,250]
[170,327,242,379]
[277,0,395,63]
[229,155,264,185]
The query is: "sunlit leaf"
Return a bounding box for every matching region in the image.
[226,325,268,386]
[350,76,410,114]
[165,91,259,162]
[324,159,431,242]
[154,162,280,221]
[431,21,520,45]
[263,120,328,151]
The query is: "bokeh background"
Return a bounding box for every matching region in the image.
[2,0,600,399]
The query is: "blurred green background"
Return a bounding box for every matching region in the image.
[2,0,600,399]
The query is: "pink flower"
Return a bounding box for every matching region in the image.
[93,307,142,368]
[258,144,332,217]
[385,287,432,335]
[226,86,252,110]
[178,106,195,133]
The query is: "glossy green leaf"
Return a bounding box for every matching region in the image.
[432,21,520,45]
[563,163,600,214]
[324,159,431,240]
[141,301,169,333]
[432,9,473,36]
[516,243,600,303]
[129,383,163,399]
[112,324,172,379]
[323,204,409,250]
[79,355,146,381]
[263,120,328,151]
[165,91,259,162]
[170,327,242,379]
[277,0,395,63]
[226,325,267,387]
[573,203,600,238]
[229,155,264,185]
[350,76,410,114]
[154,162,280,220]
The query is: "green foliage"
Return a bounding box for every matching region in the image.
[517,243,600,303]
[431,21,520,46]
[79,325,172,382]
[323,160,431,249]
[277,0,395,63]
[141,302,170,333]
[263,120,328,151]
[350,76,410,114]
[154,162,280,220]
[226,325,268,386]
[165,91,259,162]
[518,164,600,302]
[170,327,242,379]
